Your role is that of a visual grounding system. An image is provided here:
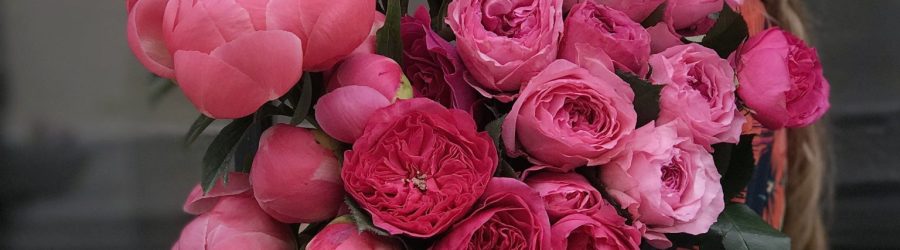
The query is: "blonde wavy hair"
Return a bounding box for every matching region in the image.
[765,0,831,249]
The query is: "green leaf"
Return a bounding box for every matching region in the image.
[712,142,735,176]
[701,203,790,250]
[184,114,215,146]
[701,4,748,58]
[617,71,663,127]
[202,117,253,193]
[428,0,455,41]
[376,0,403,64]
[291,73,314,125]
[345,196,390,236]
[720,135,755,200]
[484,115,517,178]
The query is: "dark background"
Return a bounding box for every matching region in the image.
[0,0,897,249]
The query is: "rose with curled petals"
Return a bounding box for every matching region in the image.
[341,98,497,237]
[551,213,642,250]
[560,1,651,75]
[524,172,605,222]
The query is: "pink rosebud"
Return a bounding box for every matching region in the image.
[172,195,295,250]
[327,53,403,101]
[267,0,377,71]
[306,216,402,250]
[183,172,252,215]
[351,12,386,55]
[666,0,723,36]
[250,125,345,223]
[732,28,830,129]
[561,1,651,75]
[551,213,642,250]
[524,172,605,222]
[446,0,564,101]
[315,85,392,143]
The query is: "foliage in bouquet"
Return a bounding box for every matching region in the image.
[125,0,831,249]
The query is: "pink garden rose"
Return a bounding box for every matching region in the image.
[524,172,605,222]
[503,60,636,171]
[342,98,497,237]
[446,0,564,101]
[327,53,403,101]
[650,44,745,150]
[666,0,723,36]
[250,125,345,223]
[401,7,478,111]
[563,0,665,23]
[315,85,392,143]
[551,213,642,250]
[307,216,402,250]
[732,28,830,129]
[172,194,295,250]
[647,21,684,54]
[433,178,552,250]
[601,122,724,248]
[561,1,651,75]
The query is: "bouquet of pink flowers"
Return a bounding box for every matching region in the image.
[126,0,830,249]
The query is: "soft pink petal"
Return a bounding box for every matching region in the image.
[183,172,252,215]
[211,30,303,100]
[174,50,269,119]
[127,0,175,78]
[314,86,391,143]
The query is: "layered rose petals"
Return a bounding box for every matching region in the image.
[342,98,497,237]
[315,85,392,143]
[561,2,651,75]
[525,172,605,222]
[551,213,642,250]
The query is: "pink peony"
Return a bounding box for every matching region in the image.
[732,28,830,129]
[524,172,605,222]
[560,1,651,75]
[551,213,642,250]
[563,0,666,23]
[342,98,497,237]
[666,0,723,36]
[326,53,403,101]
[315,85,392,143]
[446,0,564,101]
[433,178,552,250]
[401,7,479,111]
[351,11,386,55]
[503,60,636,171]
[307,216,402,250]
[172,194,295,250]
[650,43,745,150]
[600,122,724,248]
[183,172,252,215]
[250,125,345,223]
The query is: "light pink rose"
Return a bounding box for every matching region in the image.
[732,28,830,129]
[647,21,684,54]
[250,124,344,223]
[327,53,403,101]
[524,172,605,222]
[601,122,724,248]
[561,1,651,75]
[666,0,723,36]
[351,11,387,55]
[315,85,392,143]
[551,213,642,250]
[266,0,376,71]
[307,216,402,250]
[503,60,636,171]
[446,0,564,101]
[650,43,745,150]
[342,98,497,237]
[172,194,295,250]
[563,0,665,22]
[183,172,251,215]
[433,178,552,250]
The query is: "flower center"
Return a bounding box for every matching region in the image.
[482,2,537,39]
[404,171,429,192]
[661,160,686,194]
[687,66,713,101]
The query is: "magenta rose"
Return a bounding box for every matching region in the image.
[551,213,642,250]
[307,216,402,250]
[503,60,636,171]
[524,172,605,222]
[401,7,478,111]
[650,44,745,150]
[433,178,552,250]
[172,194,295,250]
[561,1,651,75]
[666,0,723,36]
[601,122,724,248]
[732,28,830,129]
[342,98,497,237]
[446,0,564,101]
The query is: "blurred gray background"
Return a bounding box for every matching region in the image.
[0,0,897,249]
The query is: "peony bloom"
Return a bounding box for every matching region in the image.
[342,98,497,237]
[666,0,723,36]
[650,43,745,150]
[127,0,304,119]
[560,1,651,75]
[524,172,605,222]
[315,85,392,143]
[326,53,403,101]
[266,0,376,71]
[601,122,724,248]
[551,213,642,250]
[250,125,345,223]
[732,28,830,129]
[183,172,252,215]
[433,178,552,250]
[172,194,295,250]
[503,60,636,171]
[401,7,479,111]
[446,0,564,101]
[307,216,402,250]
[351,11,387,55]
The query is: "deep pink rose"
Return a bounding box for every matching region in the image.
[563,0,665,22]
[503,60,636,171]
[351,11,386,55]
[446,0,564,101]
[732,28,830,129]
[601,122,724,248]
[307,216,402,250]
[315,86,392,143]
[183,172,251,215]
[666,0,723,36]
[342,98,497,237]
[551,213,642,250]
[433,178,552,250]
[561,1,651,75]
[401,7,478,111]
[650,44,745,150]
[524,172,604,222]
[250,125,344,223]
[266,0,376,71]
[327,53,403,101]
[172,194,295,250]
